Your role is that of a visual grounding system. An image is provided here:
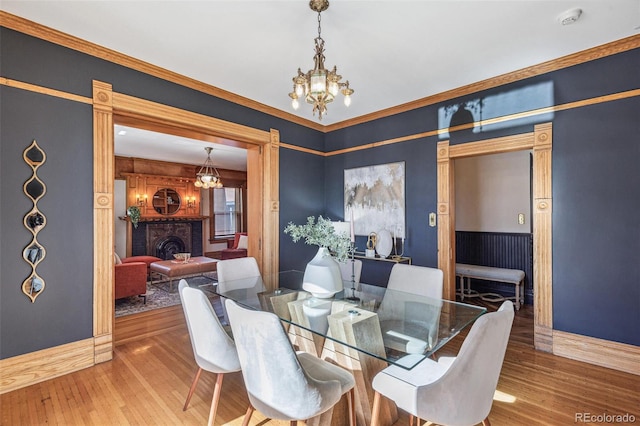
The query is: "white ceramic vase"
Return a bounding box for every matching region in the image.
[375,229,393,258]
[302,247,343,298]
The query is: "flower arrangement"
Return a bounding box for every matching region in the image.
[284,215,351,262]
[127,205,141,228]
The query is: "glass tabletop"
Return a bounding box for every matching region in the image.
[212,270,486,370]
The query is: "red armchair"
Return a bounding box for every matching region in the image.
[221,233,248,260]
[115,261,147,301]
[114,255,161,302]
[121,255,162,278]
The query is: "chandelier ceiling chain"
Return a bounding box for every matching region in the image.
[194,147,223,189]
[289,0,354,121]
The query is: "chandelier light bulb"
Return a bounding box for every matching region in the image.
[344,94,351,107]
[292,97,300,110]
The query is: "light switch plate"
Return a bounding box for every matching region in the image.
[518,213,525,225]
[429,212,437,227]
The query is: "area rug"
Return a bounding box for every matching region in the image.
[115,274,217,317]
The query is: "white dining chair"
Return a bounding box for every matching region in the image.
[378,264,444,354]
[216,256,262,322]
[178,280,242,426]
[371,300,515,426]
[387,263,443,299]
[225,299,357,426]
[339,258,363,283]
[216,256,261,283]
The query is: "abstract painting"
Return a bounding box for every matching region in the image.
[344,162,405,238]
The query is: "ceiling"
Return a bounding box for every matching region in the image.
[3,1,639,169]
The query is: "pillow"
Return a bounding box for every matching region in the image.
[114,252,122,265]
[237,235,249,250]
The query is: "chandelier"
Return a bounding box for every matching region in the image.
[194,147,223,189]
[289,0,354,121]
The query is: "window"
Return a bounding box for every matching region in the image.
[210,187,243,239]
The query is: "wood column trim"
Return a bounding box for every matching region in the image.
[93,80,114,363]
[263,129,280,283]
[436,141,455,300]
[533,122,553,352]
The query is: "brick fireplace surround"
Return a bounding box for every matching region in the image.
[131,219,203,260]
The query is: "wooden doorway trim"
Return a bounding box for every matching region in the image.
[437,123,552,351]
[92,80,280,362]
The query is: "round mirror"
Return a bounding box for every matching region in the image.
[153,188,181,215]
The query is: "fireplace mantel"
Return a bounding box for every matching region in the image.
[119,216,208,223]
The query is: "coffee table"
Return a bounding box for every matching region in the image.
[150,256,219,292]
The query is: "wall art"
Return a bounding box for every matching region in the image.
[344,161,405,239]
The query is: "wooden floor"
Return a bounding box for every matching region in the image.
[2,301,638,426]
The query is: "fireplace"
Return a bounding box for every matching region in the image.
[131,219,203,259]
[155,235,187,259]
[147,223,192,260]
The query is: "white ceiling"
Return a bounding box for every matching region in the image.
[114,124,248,171]
[3,0,639,168]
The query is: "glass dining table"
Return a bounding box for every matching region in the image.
[209,270,486,426]
[210,270,486,370]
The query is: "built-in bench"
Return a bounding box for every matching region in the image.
[455,263,525,310]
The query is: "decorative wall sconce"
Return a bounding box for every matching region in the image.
[186,196,196,208]
[22,140,47,302]
[136,193,148,206]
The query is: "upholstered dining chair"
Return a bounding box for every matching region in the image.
[225,299,357,426]
[339,258,363,283]
[386,263,443,299]
[178,280,241,426]
[370,300,515,426]
[377,264,444,354]
[216,256,262,322]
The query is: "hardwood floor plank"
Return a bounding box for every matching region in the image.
[1,303,638,425]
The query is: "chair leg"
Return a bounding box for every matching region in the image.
[347,388,356,426]
[183,367,203,411]
[241,405,254,426]
[409,414,415,426]
[207,373,224,426]
[482,418,492,426]
[371,391,382,426]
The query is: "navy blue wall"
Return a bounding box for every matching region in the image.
[1,25,638,360]
[1,87,94,356]
[323,49,640,345]
[0,28,324,359]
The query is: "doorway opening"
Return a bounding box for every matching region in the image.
[92,81,280,361]
[437,123,553,352]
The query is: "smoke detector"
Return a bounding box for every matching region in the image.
[557,8,582,25]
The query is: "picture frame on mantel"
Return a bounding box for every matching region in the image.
[344,161,405,239]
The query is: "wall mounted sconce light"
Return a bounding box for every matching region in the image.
[187,196,196,208]
[136,194,148,206]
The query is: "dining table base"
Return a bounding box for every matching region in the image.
[287,300,398,426]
